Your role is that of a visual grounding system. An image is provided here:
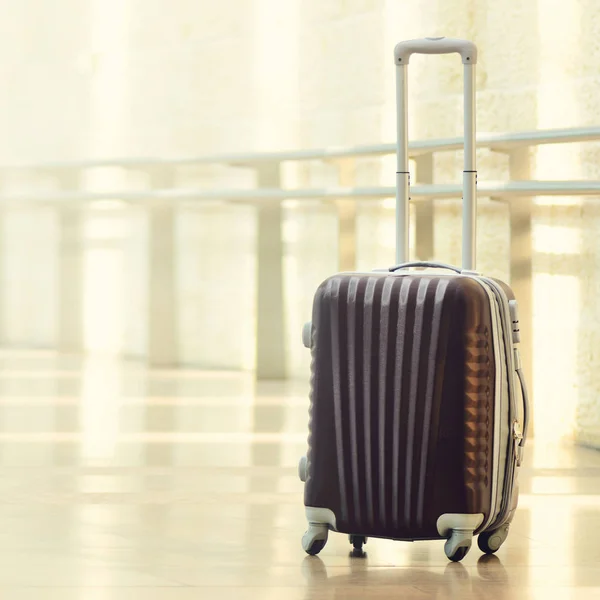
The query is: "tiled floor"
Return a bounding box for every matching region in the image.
[0,350,599,598]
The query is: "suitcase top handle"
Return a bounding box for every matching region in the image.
[395,37,477,271]
[394,37,478,65]
[388,261,462,274]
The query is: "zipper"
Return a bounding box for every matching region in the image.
[481,277,521,530]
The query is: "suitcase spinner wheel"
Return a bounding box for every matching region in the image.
[444,532,473,562]
[477,524,510,554]
[302,524,328,556]
[349,535,367,552]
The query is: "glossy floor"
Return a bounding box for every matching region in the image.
[0,350,598,599]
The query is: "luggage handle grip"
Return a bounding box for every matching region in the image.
[389,261,462,274]
[394,37,478,65]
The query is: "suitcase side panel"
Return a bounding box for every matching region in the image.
[304,273,496,539]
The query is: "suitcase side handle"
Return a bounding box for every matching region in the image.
[395,38,477,271]
[388,261,462,274]
[394,37,478,65]
[514,350,529,465]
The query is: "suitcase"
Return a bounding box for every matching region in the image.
[297,37,529,562]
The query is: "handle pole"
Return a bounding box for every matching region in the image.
[462,63,477,270]
[395,64,409,264]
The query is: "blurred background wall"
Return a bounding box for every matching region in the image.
[0,0,598,446]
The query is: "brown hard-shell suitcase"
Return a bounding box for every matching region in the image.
[298,38,529,562]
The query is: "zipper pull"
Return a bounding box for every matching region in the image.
[513,420,523,440]
[513,421,524,466]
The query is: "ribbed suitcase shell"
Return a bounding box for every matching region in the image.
[304,272,497,539]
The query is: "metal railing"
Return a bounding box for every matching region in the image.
[2,125,600,396]
[4,125,600,169]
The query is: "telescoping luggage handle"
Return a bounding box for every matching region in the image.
[394,37,478,270]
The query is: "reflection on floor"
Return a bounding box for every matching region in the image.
[0,350,598,599]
